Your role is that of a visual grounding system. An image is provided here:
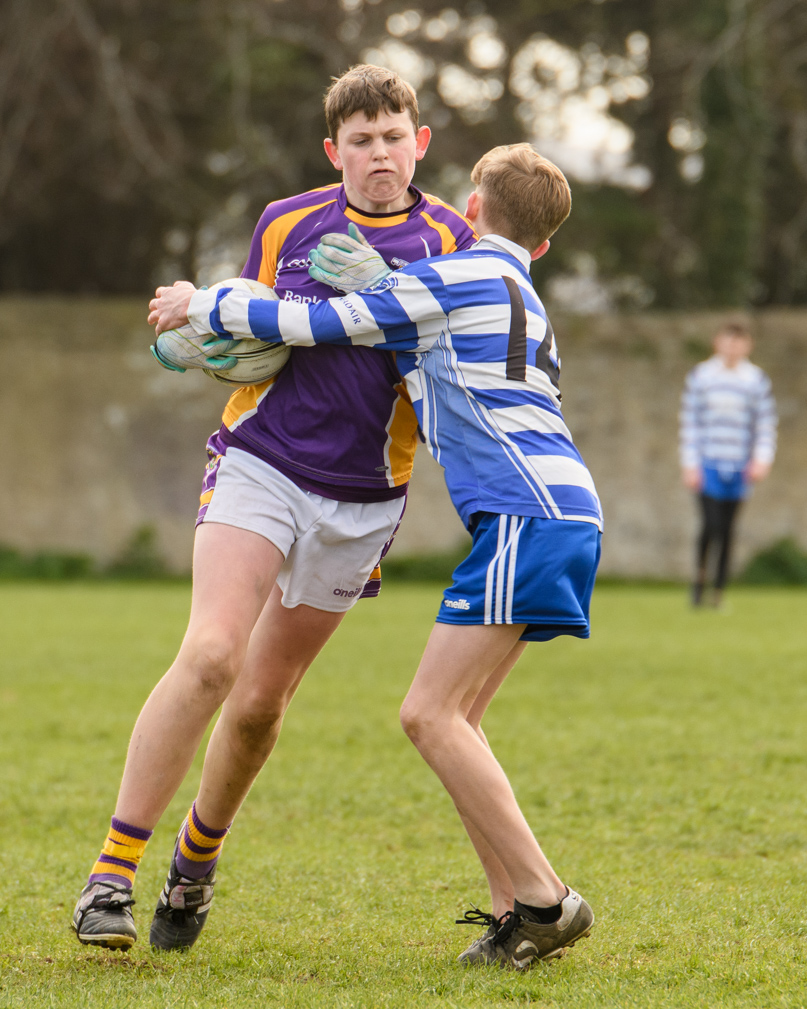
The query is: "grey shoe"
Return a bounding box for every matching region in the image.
[72,880,137,950]
[456,908,500,965]
[149,850,216,952]
[457,889,594,969]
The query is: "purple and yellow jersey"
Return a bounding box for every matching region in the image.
[215,182,476,502]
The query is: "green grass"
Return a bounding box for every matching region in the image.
[1,583,807,1007]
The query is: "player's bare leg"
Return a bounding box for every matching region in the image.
[401,623,564,907]
[456,640,527,918]
[114,524,285,828]
[149,587,345,951]
[194,586,345,827]
[399,621,564,908]
[401,623,593,967]
[73,523,283,950]
[451,643,522,963]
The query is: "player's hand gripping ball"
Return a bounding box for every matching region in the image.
[308,223,392,293]
[151,327,238,374]
[152,278,291,387]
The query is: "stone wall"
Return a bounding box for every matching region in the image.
[560,309,807,577]
[2,298,805,577]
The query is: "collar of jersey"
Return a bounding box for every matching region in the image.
[474,234,532,272]
[708,355,752,375]
[337,184,423,228]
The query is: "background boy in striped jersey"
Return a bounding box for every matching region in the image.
[72,65,475,953]
[679,320,777,607]
[156,143,602,969]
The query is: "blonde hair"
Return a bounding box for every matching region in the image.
[324,64,419,141]
[470,144,571,250]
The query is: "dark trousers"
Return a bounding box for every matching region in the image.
[696,494,742,592]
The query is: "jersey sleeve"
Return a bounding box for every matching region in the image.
[189,263,450,354]
[679,369,702,468]
[240,192,340,287]
[240,205,280,286]
[751,373,777,464]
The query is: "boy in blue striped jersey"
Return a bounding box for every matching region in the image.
[680,321,777,607]
[153,144,600,968]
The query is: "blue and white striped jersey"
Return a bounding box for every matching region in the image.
[189,235,603,531]
[679,355,777,472]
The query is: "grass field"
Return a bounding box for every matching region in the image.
[1,582,806,1008]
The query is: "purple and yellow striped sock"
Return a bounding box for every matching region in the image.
[89,816,153,889]
[174,802,230,880]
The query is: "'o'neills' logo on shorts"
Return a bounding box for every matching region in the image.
[333,586,362,598]
[443,598,470,610]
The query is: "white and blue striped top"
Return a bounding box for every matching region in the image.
[679,355,777,472]
[189,235,603,531]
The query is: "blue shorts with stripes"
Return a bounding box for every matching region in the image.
[436,513,601,642]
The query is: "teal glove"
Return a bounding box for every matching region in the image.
[151,325,238,373]
[308,222,392,293]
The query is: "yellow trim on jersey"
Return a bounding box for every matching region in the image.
[422,193,478,232]
[420,211,462,255]
[385,378,419,486]
[199,488,214,506]
[343,206,411,228]
[222,377,277,428]
[257,199,338,287]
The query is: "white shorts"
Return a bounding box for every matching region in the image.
[199,448,405,612]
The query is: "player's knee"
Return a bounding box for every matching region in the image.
[399,695,436,744]
[229,681,290,751]
[234,705,285,756]
[182,630,244,698]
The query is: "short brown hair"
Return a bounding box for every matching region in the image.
[324,64,419,141]
[470,144,571,250]
[717,318,752,339]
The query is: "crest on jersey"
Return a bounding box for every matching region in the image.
[390,257,410,268]
[367,274,399,293]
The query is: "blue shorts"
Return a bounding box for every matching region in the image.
[702,465,746,501]
[436,514,601,642]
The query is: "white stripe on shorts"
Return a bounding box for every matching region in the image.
[485,515,525,624]
[494,518,513,623]
[505,517,525,623]
[485,516,509,624]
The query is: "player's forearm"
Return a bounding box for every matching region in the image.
[189,287,352,348]
[678,427,701,469]
[187,287,293,343]
[188,284,423,352]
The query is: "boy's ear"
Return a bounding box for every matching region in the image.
[324,137,341,171]
[415,126,432,161]
[465,190,480,222]
[531,239,551,261]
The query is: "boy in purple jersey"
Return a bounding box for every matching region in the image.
[71,64,475,953]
